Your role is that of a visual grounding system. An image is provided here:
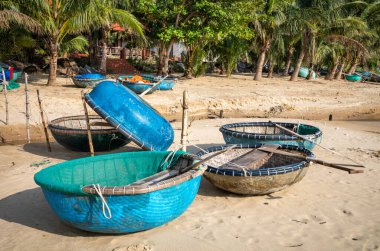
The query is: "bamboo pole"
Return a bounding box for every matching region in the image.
[25,73,30,143]
[181,90,189,151]
[269,120,365,167]
[2,68,9,125]
[81,91,94,156]
[37,89,51,152]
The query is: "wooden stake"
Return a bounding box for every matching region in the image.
[2,68,9,125]
[81,91,94,156]
[181,90,189,151]
[269,120,365,167]
[25,73,30,143]
[37,89,51,152]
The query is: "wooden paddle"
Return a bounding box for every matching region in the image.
[139,75,169,97]
[127,145,237,187]
[269,121,365,168]
[257,147,364,174]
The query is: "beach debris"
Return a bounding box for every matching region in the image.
[30,159,51,167]
[292,219,308,224]
[112,244,153,251]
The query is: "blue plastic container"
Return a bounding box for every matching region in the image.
[85,81,174,151]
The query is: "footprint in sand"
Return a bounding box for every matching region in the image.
[342,209,353,216]
[112,244,153,251]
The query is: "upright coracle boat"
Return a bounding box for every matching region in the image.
[72,73,106,88]
[219,122,322,150]
[85,80,174,151]
[48,115,130,152]
[298,67,316,79]
[34,151,204,233]
[197,144,314,195]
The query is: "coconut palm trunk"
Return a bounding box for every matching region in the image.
[347,58,358,74]
[47,40,59,86]
[99,27,110,73]
[335,62,344,80]
[267,59,274,78]
[326,58,339,80]
[283,47,294,76]
[290,31,309,81]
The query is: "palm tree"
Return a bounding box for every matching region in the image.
[0,1,39,31]
[252,0,288,81]
[12,0,143,85]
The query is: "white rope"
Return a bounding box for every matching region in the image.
[160,144,182,169]
[92,184,112,219]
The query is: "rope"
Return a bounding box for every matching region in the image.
[160,144,182,169]
[92,184,112,220]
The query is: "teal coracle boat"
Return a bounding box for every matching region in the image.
[117,75,156,94]
[219,122,322,150]
[34,151,204,234]
[298,67,316,79]
[345,74,361,82]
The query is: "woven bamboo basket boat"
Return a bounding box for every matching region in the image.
[220,122,322,150]
[345,74,362,82]
[117,75,156,94]
[48,115,130,152]
[197,144,314,195]
[72,73,106,88]
[85,81,174,151]
[34,151,204,233]
[141,74,176,90]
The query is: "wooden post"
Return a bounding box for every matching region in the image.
[25,73,30,143]
[81,91,94,156]
[2,68,9,125]
[181,90,189,151]
[37,89,51,152]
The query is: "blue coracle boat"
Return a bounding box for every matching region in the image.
[72,73,106,88]
[141,74,176,90]
[219,122,322,150]
[117,75,156,94]
[85,80,174,151]
[34,151,204,233]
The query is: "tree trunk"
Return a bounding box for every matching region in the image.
[290,32,308,81]
[99,27,110,73]
[348,58,358,74]
[47,41,58,86]
[267,59,274,78]
[254,49,266,81]
[283,47,294,76]
[326,58,339,80]
[335,62,345,80]
[254,40,270,81]
[183,46,194,78]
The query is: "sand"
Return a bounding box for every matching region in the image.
[0,73,380,142]
[0,74,380,250]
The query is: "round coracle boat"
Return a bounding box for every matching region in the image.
[72,73,106,88]
[85,80,174,151]
[345,74,362,82]
[197,144,314,195]
[34,151,204,233]
[49,115,130,152]
[220,122,322,150]
[117,75,156,94]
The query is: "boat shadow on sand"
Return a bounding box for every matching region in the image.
[0,187,100,236]
[22,142,142,160]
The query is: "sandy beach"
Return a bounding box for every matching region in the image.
[0,75,380,250]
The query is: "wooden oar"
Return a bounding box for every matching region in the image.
[139,75,169,97]
[269,120,365,168]
[257,147,364,174]
[127,145,237,187]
